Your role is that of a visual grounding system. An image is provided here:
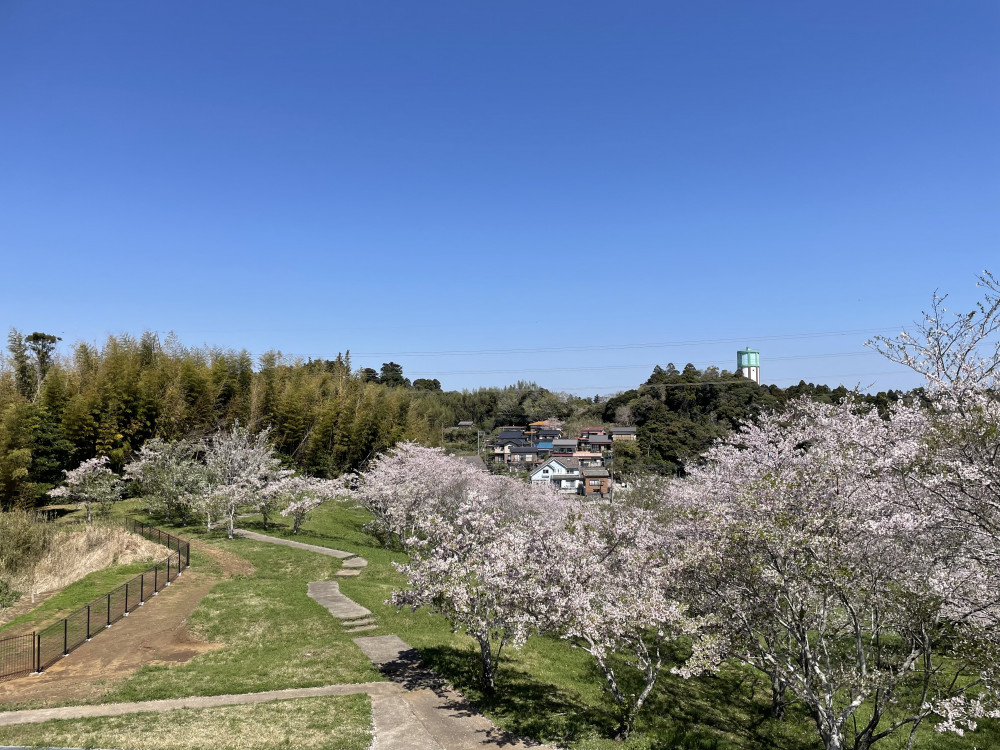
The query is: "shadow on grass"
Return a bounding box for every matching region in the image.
[415,643,616,747]
[414,640,825,750]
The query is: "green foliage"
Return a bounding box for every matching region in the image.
[0,333,913,508]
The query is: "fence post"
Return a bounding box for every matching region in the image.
[166,556,171,584]
[124,582,129,615]
[35,632,40,673]
[63,619,68,656]
[107,592,111,627]
[154,564,158,594]
[86,604,91,640]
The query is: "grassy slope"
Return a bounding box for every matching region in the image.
[0,694,372,750]
[0,557,189,637]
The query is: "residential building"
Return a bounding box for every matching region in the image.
[573,451,604,467]
[581,467,611,496]
[529,457,583,493]
[609,426,637,441]
[508,445,540,465]
[551,438,578,455]
[586,434,613,452]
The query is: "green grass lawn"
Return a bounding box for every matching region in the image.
[0,694,372,750]
[101,535,384,703]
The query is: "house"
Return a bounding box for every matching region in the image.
[508,445,540,465]
[497,428,527,441]
[573,451,604,467]
[585,434,613,452]
[551,438,578,455]
[609,426,637,441]
[581,467,611,496]
[529,457,583,493]
[536,428,562,442]
[580,426,606,439]
[493,437,528,463]
[457,420,475,428]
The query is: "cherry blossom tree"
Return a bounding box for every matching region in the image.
[534,499,720,740]
[274,474,350,534]
[124,438,206,523]
[360,446,566,693]
[354,441,481,549]
[200,424,285,539]
[868,271,1000,736]
[679,396,999,750]
[390,488,543,694]
[48,456,123,522]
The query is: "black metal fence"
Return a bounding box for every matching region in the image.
[0,632,35,682]
[0,521,191,681]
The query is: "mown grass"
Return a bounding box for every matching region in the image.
[101,535,384,703]
[0,694,372,749]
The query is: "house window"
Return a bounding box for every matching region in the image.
[589,480,602,486]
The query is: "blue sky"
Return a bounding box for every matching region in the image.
[1,1,997,395]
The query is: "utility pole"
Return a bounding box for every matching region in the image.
[609,444,614,502]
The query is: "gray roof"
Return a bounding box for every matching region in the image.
[609,426,636,434]
[532,457,582,475]
[587,435,613,444]
[582,467,610,478]
[457,420,475,427]
[553,438,578,447]
[509,446,539,454]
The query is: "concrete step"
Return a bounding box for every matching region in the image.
[347,624,378,633]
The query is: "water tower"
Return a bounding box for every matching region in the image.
[737,348,760,384]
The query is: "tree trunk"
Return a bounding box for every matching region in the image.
[770,674,787,720]
[477,636,496,694]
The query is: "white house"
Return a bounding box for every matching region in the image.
[529,457,583,493]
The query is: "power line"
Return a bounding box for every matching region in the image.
[405,351,874,377]
[254,326,901,360]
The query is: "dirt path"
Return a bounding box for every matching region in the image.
[0,541,251,708]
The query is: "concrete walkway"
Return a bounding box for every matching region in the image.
[0,684,388,727]
[307,580,371,620]
[234,528,369,577]
[232,529,357,559]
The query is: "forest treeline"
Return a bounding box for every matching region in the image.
[0,329,905,508]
